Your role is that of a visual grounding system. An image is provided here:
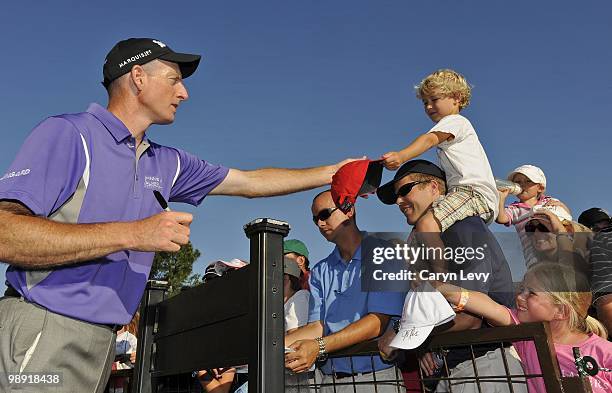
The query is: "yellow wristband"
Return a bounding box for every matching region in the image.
[453,290,470,312]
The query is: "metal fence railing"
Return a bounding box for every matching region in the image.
[127,218,289,393]
[307,323,594,393]
[105,217,594,393]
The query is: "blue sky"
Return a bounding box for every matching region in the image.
[1,1,611,291]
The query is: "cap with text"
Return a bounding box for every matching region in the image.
[102,38,201,87]
[390,282,455,350]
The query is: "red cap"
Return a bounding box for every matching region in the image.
[331,160,383,212]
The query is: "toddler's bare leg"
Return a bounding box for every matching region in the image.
[415,210,447,275]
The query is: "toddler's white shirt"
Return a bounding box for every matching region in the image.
[428,114,499,219]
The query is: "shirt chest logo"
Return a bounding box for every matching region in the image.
[144,176,163,191]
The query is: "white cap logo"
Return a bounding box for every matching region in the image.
[152,40,166,48]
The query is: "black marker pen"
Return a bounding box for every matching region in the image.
[153,190,171,211]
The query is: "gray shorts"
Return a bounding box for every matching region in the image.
[0,296,117,393]
[435,347,527,393]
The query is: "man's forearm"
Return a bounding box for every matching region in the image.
[285,321,324,346]
[0,210,134,267]
[323,313,389,353]
[245,166,337,197]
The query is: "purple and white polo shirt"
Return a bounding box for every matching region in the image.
[0,103,229,325]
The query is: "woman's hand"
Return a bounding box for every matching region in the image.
[533,210,566,233]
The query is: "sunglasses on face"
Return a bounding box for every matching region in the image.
[395,181,428,200]
[312,207,338,224]
[525,221,549,233]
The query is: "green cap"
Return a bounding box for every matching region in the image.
[283,239,309,258]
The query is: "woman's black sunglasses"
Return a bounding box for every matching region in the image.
[312,207,338,224]
[395,181,428,199]
[525,221,549,233]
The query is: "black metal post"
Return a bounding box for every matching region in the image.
[131,280,168,393]
[244,218,291,393]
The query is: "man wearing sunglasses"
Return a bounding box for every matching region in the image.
[284,190,405,392]
[377,160,519,392]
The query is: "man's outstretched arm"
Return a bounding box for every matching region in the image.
[210,158,362,198]
[0,201,192,268]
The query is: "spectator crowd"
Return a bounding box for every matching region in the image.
[190,69,612,393]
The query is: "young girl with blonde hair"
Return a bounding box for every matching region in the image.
[434,263,611,392]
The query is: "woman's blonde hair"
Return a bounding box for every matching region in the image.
[527,263,607,338]
[416,69,472,110]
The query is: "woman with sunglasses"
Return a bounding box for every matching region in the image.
[525,207,591,271]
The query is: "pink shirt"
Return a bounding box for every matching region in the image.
[507,308,612,393]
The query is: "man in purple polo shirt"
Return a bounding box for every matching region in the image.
[0,38,355,393]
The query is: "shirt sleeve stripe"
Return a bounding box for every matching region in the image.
[78,133,91,188]
[171,152,181,189]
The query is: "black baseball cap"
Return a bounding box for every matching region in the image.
[102,38,201,88]
[377,159,446,205]
[578,208,612,229]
